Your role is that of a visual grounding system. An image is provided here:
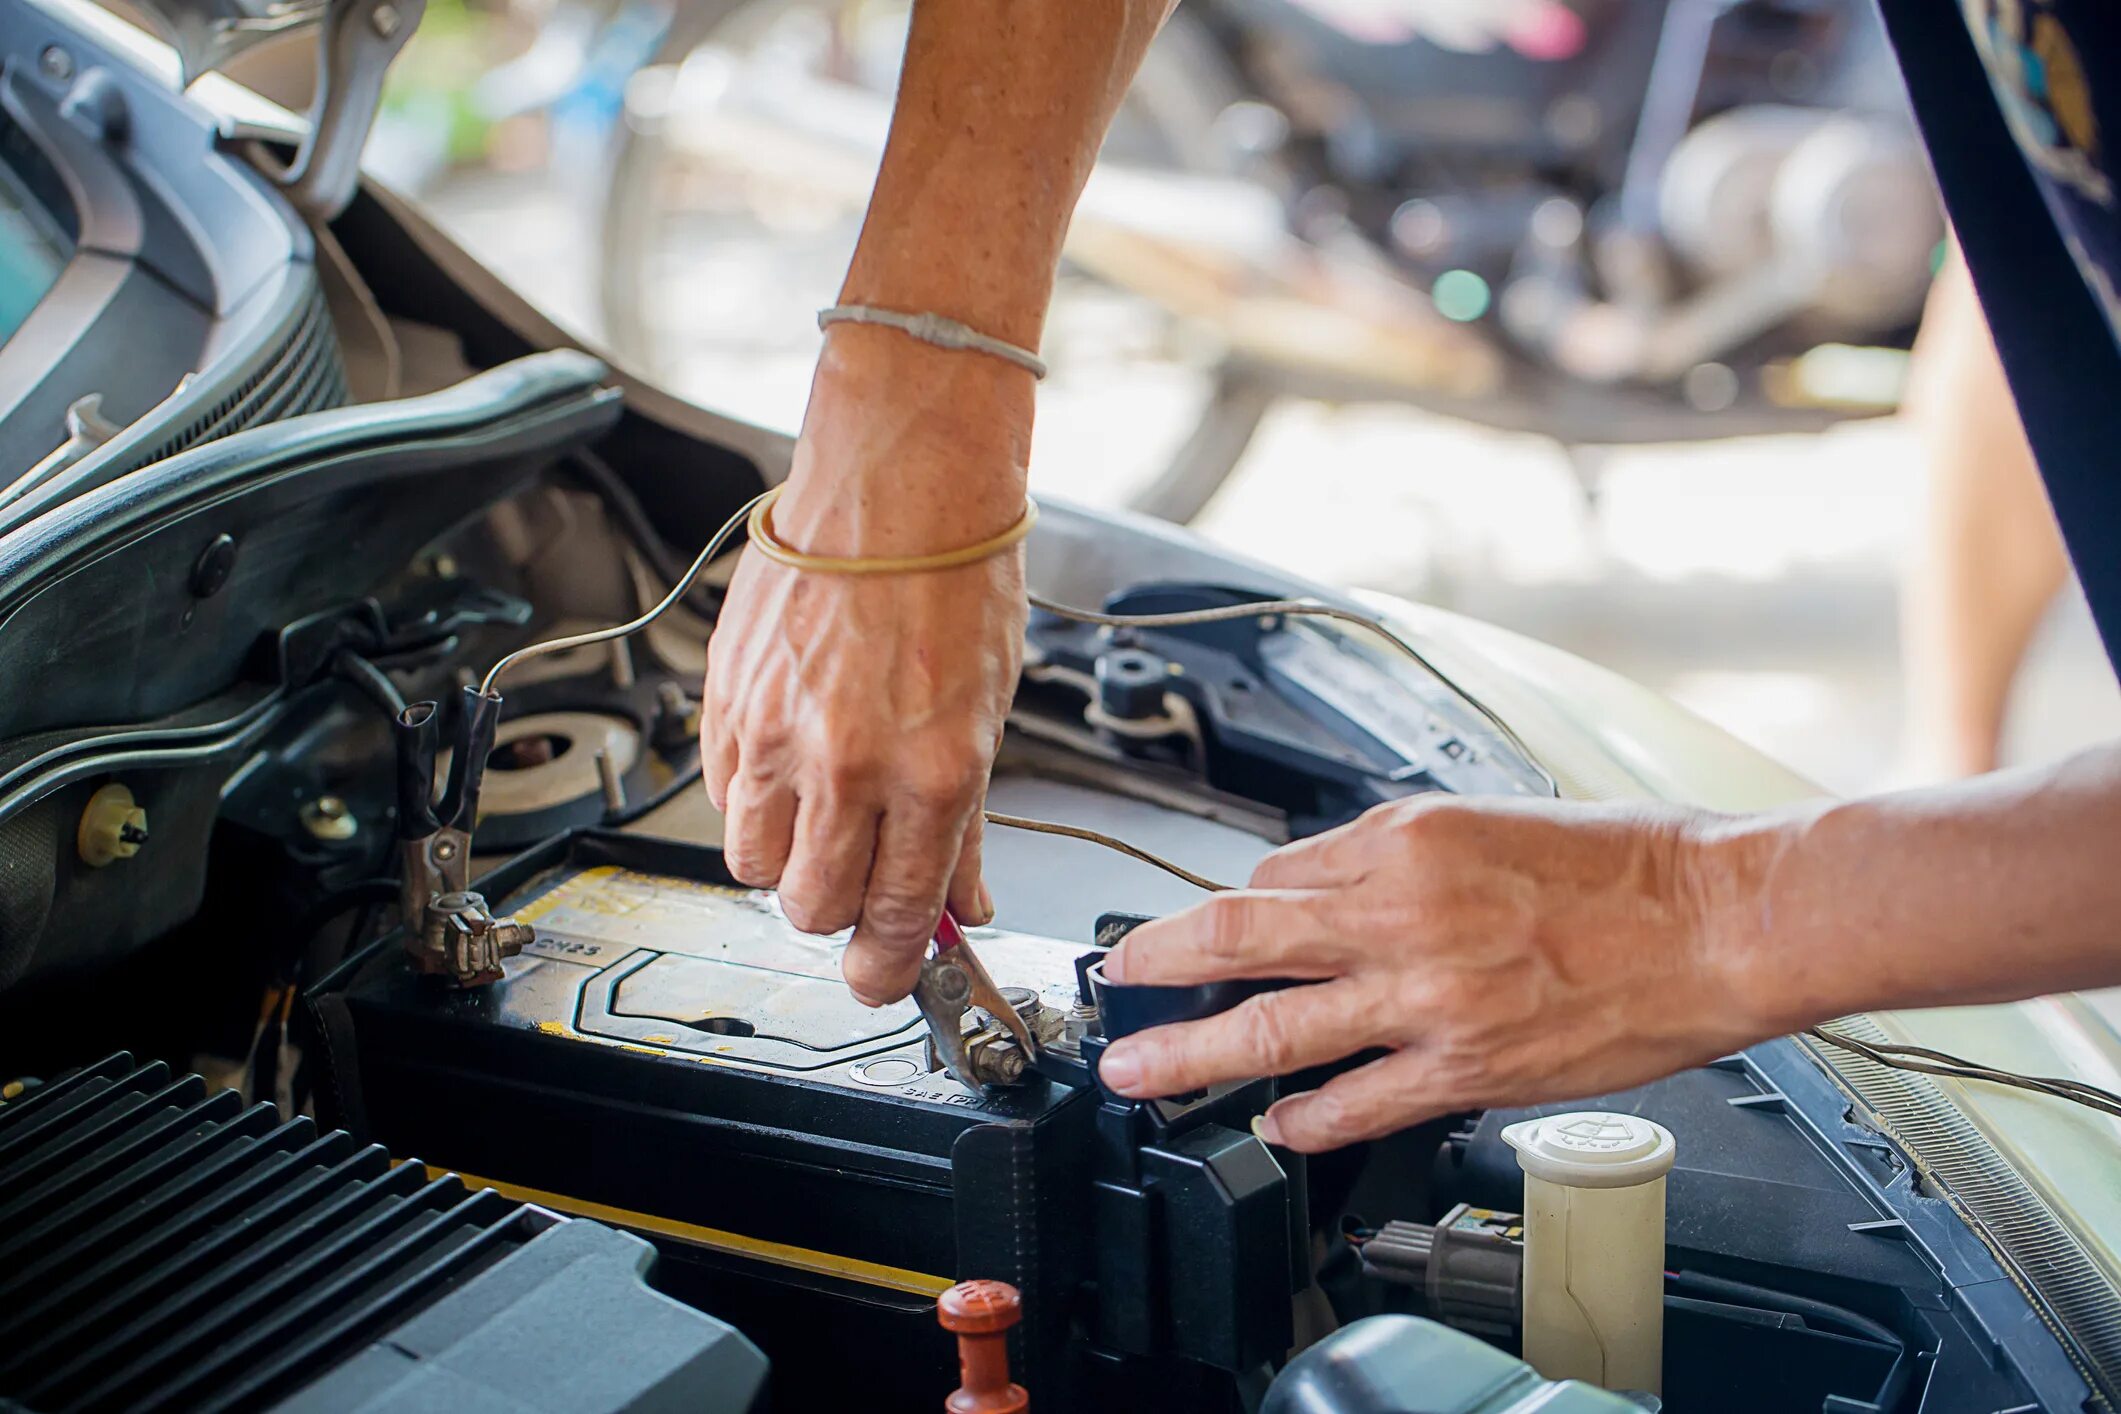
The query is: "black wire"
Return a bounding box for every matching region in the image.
[564,450,725,616]
[1666,1271,1898,1349]
[1667,1270,1911,1412]
[345,901,381,959]
[250,879,402,1105]
[286,879,402,987]
[331,649,408,718]
[982,809,1236,892]
[1806,1027,2121,1122]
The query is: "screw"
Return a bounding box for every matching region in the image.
[595,747,627,814]
[930,960,972,1006]
[300,795,358,842]
[39,46,72,81]
[1064,1001,1098,1045]
[433,838,458,861]
[653,680,698,748]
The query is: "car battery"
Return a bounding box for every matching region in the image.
[311,831,1301,1412]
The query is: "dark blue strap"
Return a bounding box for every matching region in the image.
[1877,0,2121,668]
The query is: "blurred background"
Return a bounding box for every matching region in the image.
[238,0,2121,795]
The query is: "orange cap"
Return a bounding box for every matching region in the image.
[939,1280,1028,1414]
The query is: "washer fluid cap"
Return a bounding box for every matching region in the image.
[1502,1111,1676,1190]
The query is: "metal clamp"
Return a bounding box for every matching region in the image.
[394,685,533,985]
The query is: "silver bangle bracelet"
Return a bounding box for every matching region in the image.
[817,304,1047,380]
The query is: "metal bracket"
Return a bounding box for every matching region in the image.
[133,0,422,221]
[270,0,425,220]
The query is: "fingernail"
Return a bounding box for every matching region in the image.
[1101,946,1130,983]
[1255,1110,1287,1146]
[977,881,995,923]
[1098,1044,1143,1095]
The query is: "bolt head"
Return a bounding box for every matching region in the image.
[928,960,972,1005]
[39,45,72,80]
[300,795,358,842]
[371,3,401,37]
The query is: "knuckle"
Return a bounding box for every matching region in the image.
[1390,797,1461,839]
[904,760,979,810]
[742,717,794,759]
[820,751,883,796]
[722,847,778,886]
[1236,995,1299,1073]
[779,891,847,936]
[862,889,939,942]
[1303,1090,1351,1141]
[1203,895,1253,962]
[1247,851,1297,889]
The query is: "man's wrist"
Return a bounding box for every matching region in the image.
[1683,804,1829,1039]
[776,325,1033,557]
[1688,796,1918,1040]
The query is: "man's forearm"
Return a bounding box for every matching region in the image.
[842,0,1175,349]
[774,0,1172,560]
[1708,742,2121,1030]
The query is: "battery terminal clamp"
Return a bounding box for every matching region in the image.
[393,685,534,985]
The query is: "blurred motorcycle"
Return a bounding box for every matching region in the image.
[597,0,1940,520]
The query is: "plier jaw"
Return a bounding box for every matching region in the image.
[914,911,1039,1091]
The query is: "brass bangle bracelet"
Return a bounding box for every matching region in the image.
[745,485,1038,574]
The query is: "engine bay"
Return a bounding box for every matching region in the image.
[0,339,2096,1409]
[0,2,2111,1408]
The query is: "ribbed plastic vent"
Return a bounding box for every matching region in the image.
[0,1053,558,1413]
[1804,1021,2121,1406]
[109,283,351,481]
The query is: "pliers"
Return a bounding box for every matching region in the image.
[913,910,1039,1090]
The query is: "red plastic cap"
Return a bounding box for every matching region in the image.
[939,1280,1022,1335]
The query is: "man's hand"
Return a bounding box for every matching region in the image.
[704,333,1027,1005]
[1095,745,2121,1152]
[1094,795,1764,1151]
[695,0,1170,1004]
